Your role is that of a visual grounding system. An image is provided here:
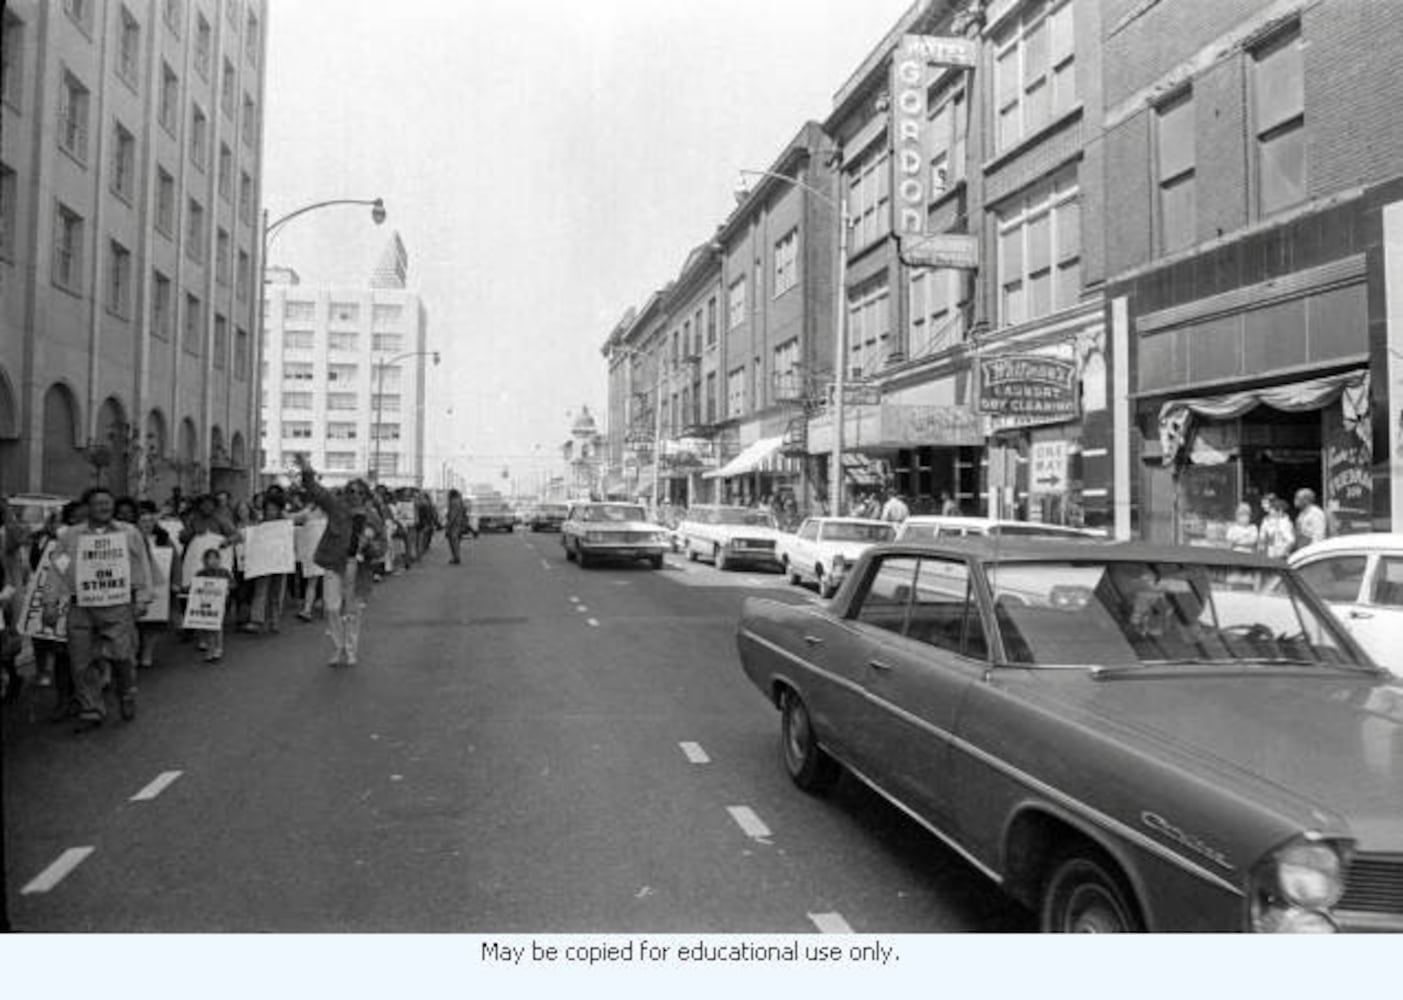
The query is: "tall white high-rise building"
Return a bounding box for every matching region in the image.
[258,234,431,488]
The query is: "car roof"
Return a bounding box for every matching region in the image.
[902,514,1091,531]
[867,536,1283,567]
[809,516,892,526]
[1290,533,1403,559]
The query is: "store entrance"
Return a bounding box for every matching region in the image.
[1240,406,1322,509]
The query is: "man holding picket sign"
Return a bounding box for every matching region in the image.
[40,486,153,731]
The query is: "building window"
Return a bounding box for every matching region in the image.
[212,314,228,370]
[329,363,359,383]
[241,93,257,147]
[848,279,891,377]
[163,0,183,37]
[1252,24,1305,217]
[705,372,717,423]
[909,268,968,359]
[63,0,93,35]
[372,304,403,328]
[245,11,261,64]
[155,167,175,235]
[284,301,315,322]
[218,143,233,201]
[693,309,704,355]
[728,275,746,329]
[283,361,313,381]
[185,198,205,262]
[151,271,172,339]
[371,453,399,478]
[1156,89,1196,254]
[234,327,250,379]
[239,171,254,224]
[117,6,141,87]
[329,331,359,352]
[190,102,208,170]
[325,452,358,472]
[372,332,402,352]
[194,12,211,78]
[727,367,745,419]
[706,297,717,345]
[0,164,14,259]
[183,293,203,355]
[159,62,178,135]
[371,423,401,442]
[372,394,401,414]
[237,250,251,301]
[772,338,800,401]
[106,240,132,317]
[52,203,84,292]
[773,229,799,296]
[111,121,136,202]
[327,393,358,412]
[281,392,312,411]
[2,11,23,109]
[993,0,1076,153]
[215,229,231,285]
[996,165,1080,326]
[283,330,314,350]
[330,302,359,324]
[282,421,313,439]
[221,58,236,118]
[847,147,890,252]
[374,365,401,389]
[327,422,357,441]
[58,69,90,163]
[928,78,967,194]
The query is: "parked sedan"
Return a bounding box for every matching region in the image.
[561,501,670,569]
[776,517,895,598]
[677,505,785,570]
[526,502,570,532]
[1290,533,1403,674]
[737,538,1403,932]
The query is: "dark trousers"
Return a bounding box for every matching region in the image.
[447,530,462,564]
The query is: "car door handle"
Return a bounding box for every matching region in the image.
[867,658,895,672]
[1349,610,1374,620]
[802,634,825,647]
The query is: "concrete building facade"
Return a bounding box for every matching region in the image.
[1,0,269,499]
[258,253,430,489]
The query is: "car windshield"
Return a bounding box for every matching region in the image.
[713,508,776,527]
[986,560,1369,671]
[580,505,646,523]
[988,524,1094,539]
[821,522,896,543]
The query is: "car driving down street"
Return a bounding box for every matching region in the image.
[561,501,670,569]
[677,505,786,571]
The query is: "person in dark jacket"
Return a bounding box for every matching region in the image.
[444,490,468,565]
[294,456,386,667]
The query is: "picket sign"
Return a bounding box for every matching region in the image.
[19,542,68,642]
[182,576,229,632]
[295,518,327,578]
[243,520,295,578]
[182,533,228,589]
[140,547,174,623]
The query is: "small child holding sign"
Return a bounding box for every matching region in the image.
[190,548,233,662]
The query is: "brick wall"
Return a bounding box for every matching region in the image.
[1194,56,1248,243]
[1102,111,1153,275]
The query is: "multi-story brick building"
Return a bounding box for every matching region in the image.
[1102,0,1403,542]
[258,240,431,489]
[1,0,268,499]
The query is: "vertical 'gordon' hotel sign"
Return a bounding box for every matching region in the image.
[891,34,977,238]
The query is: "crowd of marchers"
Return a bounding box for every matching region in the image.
[0,461,473,732]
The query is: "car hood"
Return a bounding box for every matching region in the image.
[717,526,784,541]
[1020,670,1403,849]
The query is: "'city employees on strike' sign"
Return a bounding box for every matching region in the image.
[75,534,133,608]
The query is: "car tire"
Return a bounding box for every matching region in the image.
[686,542,698,562]
[650,554,664,570]
[1040,851,1143,933]
[715,545,728,571]
[784,558,801,586]
[817,567,838,599]
[779,689,840,793]
[564,538,576,561]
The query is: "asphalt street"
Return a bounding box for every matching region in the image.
[3,532,1030,932]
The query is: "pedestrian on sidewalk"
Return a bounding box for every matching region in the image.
[294,456,386,667]
[40,486,153,730]
[445,489,468,565]
[1293,488,1328,551]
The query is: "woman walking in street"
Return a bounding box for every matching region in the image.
[294,456,386,667]
[445,489,468,565]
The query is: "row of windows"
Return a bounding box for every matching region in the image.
[275,330,406,353]
[275,302,404,326]
[279,393,402,413]
[58,0,260,76]
[280,362,402,385]
[279,422,402,443]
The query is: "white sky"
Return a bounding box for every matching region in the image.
[264,0,914,488]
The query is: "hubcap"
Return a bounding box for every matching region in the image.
[1063,884,1128,933]
[784,698,809,770]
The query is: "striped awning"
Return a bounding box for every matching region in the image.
[703,436,785,480]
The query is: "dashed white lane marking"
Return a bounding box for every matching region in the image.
[568,595,580,603]
[21,847,95,894]
[808,912,854,934]
[540,559,551,570]
[727,805,772,841]
[679,741,710,764]
[130,770,183,802]
[576,605,589,613]
[586,618,600,627]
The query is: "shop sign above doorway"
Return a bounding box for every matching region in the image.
[978,354,1079,428]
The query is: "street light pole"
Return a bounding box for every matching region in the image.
[254,197,386,487]
[650,357,666,516]
[372,349,439,486]
[737,168,849,516]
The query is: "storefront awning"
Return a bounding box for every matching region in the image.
[703,436,785,480]
[1158,369,1369,467]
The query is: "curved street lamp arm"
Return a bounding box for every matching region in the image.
[265,197,386,246]
[737,169,842,212]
